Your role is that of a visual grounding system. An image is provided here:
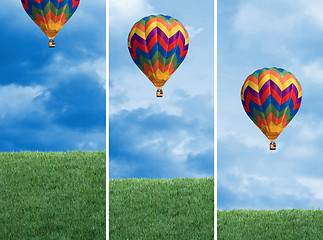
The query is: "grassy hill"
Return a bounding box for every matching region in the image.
[109,177,214,239]
[0,151,106,239]
[217,209,323,240]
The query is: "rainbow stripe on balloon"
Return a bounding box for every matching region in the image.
[21,0,80,39]
[128,14,189,88]
[241,67,302,141]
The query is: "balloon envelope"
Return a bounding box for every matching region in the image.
[128,14,189,89]
[241,67,302,141]
[21,0,80,40]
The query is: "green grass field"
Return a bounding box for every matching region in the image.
[217,209,323,240]
[109,177,214,240]
[0,151,106,240]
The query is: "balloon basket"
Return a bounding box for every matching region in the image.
[49,40,55,48]
[270,142,276,150]
[156,89,163,97]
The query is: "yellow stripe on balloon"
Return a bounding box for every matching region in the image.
[145,21,169,38]
[243,80,260,95]
[246,73,302,95]
[134,28,146,40]
[130,21,189,48]
[169,25,188,40]
[258,73,280,89]
[241,81,251,101]
[284,76,303,97]
[147,70,171,80]
[128,28,142,47]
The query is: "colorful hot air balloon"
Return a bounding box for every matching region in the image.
[21,0,80,48]
[241,67,302,150]
[128,14,189,97]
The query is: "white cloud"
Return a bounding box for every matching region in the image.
[222,170,271,193]
[298,177,323,199]
[33,125,106,151]
[220,167,320,202]
[298,0,323,29]
[109,0,154,31]
[185,26,204,38]
[74,132,105,151]
[218,119,267,149]
[77,141,97,150]
[109,68,186,116]
[301,60,323,86]
[0,84,48,119]
[77,57,106,89]
[170,132,212,163]
[74,0,105,28]
[109,59,213,118]
[171,136,195,161]
[292,117,323,142]
[232,0,302,53]
[234,1,299,35]
[109,88,213,179]
[109,159,137,178]
[40,53,106,89]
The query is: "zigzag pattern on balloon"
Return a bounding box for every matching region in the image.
[142,59,176,79]
[129,40,187,71]
[128,15,189,86]
[242,83,301,119]
[21,0,80,39]
[22,0,79,16]
[241,68,302,140]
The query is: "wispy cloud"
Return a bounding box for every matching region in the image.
[298,177,323,200]
[301,60,323,87]
[185,26,204,38]
[298,0,323,29]
[109,94,213,179]
[109,0,154,31]
[231,0,303,57]
[233,1,300,36]
[0,84,48,119]
[40,53,106,89]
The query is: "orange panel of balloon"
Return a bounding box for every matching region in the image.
[21,0,80,48]
[128,15,189,97]
[241,67,302,150]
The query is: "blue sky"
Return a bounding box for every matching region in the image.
[0,0,105,151]
[109,0,214,178]
[218,0,323,210]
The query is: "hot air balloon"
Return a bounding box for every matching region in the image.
[241,67,302,150]
[21,0,80,48]
[128,14,189,97]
